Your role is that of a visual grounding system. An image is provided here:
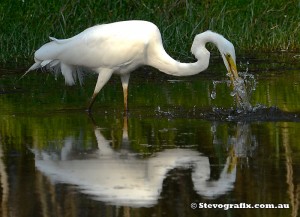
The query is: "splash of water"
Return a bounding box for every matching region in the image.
[211,64,256,111]
[210,81,219,99]
[232,66,257,110]
[230,76,252,110]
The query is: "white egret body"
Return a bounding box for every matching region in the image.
[26,20,238,112]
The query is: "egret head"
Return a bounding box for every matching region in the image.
[218,39,239,83]
[192,31,239,82]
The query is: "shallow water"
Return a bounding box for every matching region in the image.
[0,53,300,217]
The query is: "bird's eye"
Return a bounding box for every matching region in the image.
[226,54,231,58]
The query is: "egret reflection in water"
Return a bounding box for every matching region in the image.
[31,117,258,207]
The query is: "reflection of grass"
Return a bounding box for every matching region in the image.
[252,69,300,111]
[0,109,214,155]
[0,0,299,64]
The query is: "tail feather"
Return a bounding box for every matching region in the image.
[49,60,60,68]
[23,59,84,86]
[20,61,42,79]
[61,63,76,85]
[27,61,41,72]
[41,60,52,67]
[23,36,84,85]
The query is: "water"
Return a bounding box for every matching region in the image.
[0,53,300,217]
[211,61,256,111]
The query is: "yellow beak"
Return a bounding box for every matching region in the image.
[225,55,239,85]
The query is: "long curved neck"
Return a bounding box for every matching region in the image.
[146,37,210,77]
[148,50,209,77]
[146,30,229,77]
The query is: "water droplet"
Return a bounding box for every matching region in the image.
[210,91,216,99]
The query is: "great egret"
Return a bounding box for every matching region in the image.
[26,20,239,112]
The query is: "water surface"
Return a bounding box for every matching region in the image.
[0,53,300,217]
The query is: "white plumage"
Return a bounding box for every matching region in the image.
[26,20,238,112]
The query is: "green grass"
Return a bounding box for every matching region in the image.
[0,0,299,65]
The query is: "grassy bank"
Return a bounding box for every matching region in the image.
[0,0,299,65]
